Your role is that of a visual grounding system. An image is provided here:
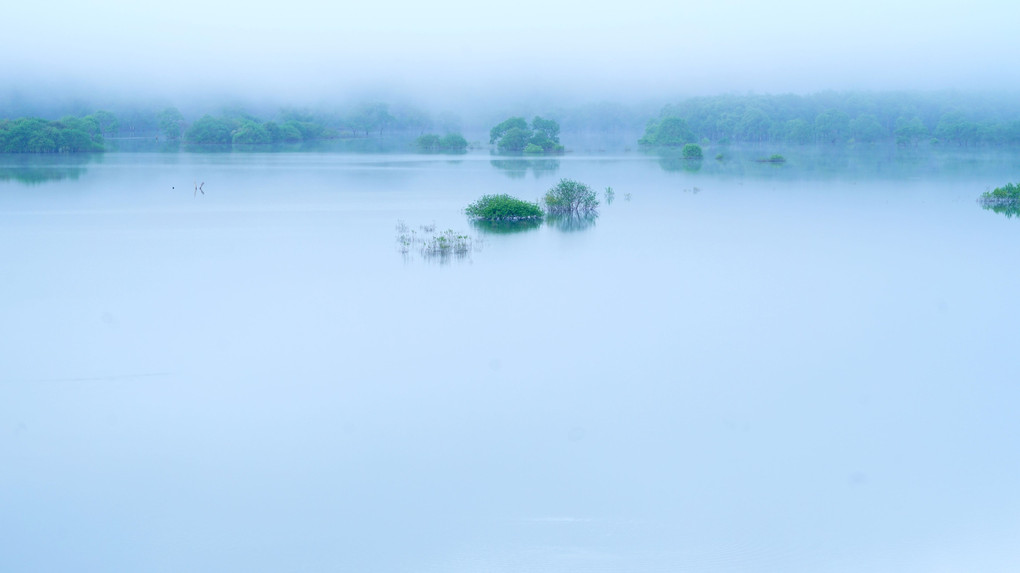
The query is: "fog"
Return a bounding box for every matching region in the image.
[4,0,1019,106]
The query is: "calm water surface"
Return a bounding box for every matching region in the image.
[1,149,1018,572]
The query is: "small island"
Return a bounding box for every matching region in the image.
[489,116,564,154]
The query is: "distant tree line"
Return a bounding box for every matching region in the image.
[151,103,448,144]
[639,92,1020,147]
[7,91,1020,153]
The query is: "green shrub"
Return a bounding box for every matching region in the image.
[682,143,703,159]
[523,143,544,154]
[544,179,599,214]
[465,194,544,221]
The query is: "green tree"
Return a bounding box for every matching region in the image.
[935,112,979,146]
[489,117,529,144]
[89,110,119,135]
[815,109,850,144]
[849,114,886,143]
[544,179,599,214]
[157,107,185,140]
[639,117,694,146]
[784,119,814,144]
[439,133,468,151]
[349,103,394,136]
[232,121,271,144]
[185,115,236,144]
[894,117,927,146]
[531,116,560,141]
[737,108,772,143]
[497,126,532,153]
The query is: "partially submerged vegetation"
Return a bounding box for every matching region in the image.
[465,194,543,221]
[682,143,703,159]
[490,116,564,153]
[979,183,1020,217]
[544,179,599,214]
[979,182,1020,205]
[414,133,468,152]
[396,221,475,261]
[756,154,786,163]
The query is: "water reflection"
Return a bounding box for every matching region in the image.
[0,154,98,185]
[546,212,598,232]
[490,158,560,179]
[471,218,542,234]
[659,156,703,173]
[980,202,1020,219]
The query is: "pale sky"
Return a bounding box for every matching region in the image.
[4,0,1019,103]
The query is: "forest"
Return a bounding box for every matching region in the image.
[639,91,1020,147]
[2,91,1020,152]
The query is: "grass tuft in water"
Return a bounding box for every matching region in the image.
[397,220,476,261]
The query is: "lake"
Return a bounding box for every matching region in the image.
[1,146,1018,572]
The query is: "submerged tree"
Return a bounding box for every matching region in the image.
[544,179,599,214]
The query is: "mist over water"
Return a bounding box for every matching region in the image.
[2,148,1019,571]
[3,0,1020,570]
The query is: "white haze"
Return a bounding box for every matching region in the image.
[3,0,1019,104]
